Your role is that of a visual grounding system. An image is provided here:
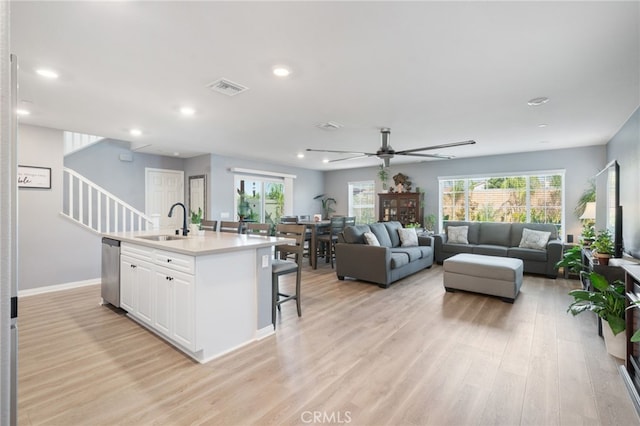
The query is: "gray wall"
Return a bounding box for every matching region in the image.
[65,139,185,211]
[20,125,324,290]
[607,107,640,258]
[184,154,212,218]
[18,125,102,290]
[208,154,324,221]
[324,145,607,240]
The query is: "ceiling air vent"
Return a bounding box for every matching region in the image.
[206,78,249,97]
[316,121,343,130]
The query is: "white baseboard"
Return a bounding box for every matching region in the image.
[19,278,100,297]
[255,325,275,340]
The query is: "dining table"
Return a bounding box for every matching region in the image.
[296,219,331,269]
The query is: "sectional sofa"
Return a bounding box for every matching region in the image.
[334,221,434,288]
[433,221,563,278]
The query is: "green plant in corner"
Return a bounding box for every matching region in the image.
[568,271,625,336]
[313,194,336,219]
[555,245,584,275]
[581,224,595,246]
[592,229,614,265]
[575,179,596,218]
[423,214,436,232]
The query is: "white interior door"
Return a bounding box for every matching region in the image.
[146,168,184,230]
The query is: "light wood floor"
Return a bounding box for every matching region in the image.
[18,263,640,425]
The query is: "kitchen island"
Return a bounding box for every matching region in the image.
[103,230,290,363]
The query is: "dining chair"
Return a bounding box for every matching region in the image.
[315,216,345,268]
[200,220,217,231]
[219,221,241,233]
[280,216,298,224]
[272,224,306,329]
[245,222,271,235]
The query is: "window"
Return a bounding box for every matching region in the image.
[348,181,375,224]
[439,171,564,233]
[235,176,285,227]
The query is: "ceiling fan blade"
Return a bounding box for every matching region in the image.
[396,152,454,159]
[306,148,377,156]
[328,154,372,163]
[396,140,476,155]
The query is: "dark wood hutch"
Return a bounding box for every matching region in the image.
[378,192,424,227]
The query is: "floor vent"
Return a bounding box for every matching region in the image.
[206,78,249,97]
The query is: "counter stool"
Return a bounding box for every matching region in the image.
[272,224,306,329]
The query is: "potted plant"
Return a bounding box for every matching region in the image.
[568,271,626,358]
[313,194,336,219]
[555,245,584,277]
[378,165,389,191]
[189,207,203,235]
[237,188,251,220]
[423,214,436,234]
[592,229,614,265]
[581,224,596,247]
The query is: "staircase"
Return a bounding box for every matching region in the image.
[63,131,104,156]
[63,167,153,234]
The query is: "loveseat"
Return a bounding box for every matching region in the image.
[433,221,562,278]
[334,221,434,288]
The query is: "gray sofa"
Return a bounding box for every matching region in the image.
[433,221,562,278]
[334,221,434,288]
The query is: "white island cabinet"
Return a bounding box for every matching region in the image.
[106,231,290,363]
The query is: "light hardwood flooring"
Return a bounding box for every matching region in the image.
[18,263,640,425]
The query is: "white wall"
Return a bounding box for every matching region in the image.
[18,125,101,291]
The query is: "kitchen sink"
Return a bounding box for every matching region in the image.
[136,234,186,241]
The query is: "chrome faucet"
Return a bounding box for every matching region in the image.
[168,202,189,236]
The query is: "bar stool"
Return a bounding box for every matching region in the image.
[245,222,270,235]
[272,224,306,329]
[200,220,217,231]
[219,221,241,233]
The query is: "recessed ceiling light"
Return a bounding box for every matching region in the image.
[527,97,549,106]
[322,159,330,164]
[538,123,548,128]
[130,128,142,136]
[297,153,304,159]
[173,152,180,156]
[16,109,30,116]
[180,106,195,116]
[273,66,291,77]
[36,68,59,79]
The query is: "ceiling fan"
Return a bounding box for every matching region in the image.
[307,128,476,167]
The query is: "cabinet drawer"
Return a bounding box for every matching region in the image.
[121,242,154,262]
[154,250,195,274]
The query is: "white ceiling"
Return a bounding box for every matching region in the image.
[10,1,640,170]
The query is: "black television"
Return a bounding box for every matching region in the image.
[595,160,623,258]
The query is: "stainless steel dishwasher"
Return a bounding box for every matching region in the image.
[101,237,121,307]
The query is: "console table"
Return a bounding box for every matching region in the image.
[621,265,640,416]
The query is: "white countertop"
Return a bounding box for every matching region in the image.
[103,230,292,256]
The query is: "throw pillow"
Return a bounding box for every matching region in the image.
[363,231,380,246]
[398,228,418,247]
[519,228,551,250]
[447,226,469,244]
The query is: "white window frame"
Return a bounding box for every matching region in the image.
[438,169,565,235]
[348,180,376,224]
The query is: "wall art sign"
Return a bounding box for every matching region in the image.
[18,165,51,189]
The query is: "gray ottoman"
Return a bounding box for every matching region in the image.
[443,253,523,303]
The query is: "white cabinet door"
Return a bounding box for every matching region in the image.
[154,270,172,337]
[171,272,195,350]
[120,256,137,313]
[120,255,154,325]
[135,261,154,325]
[154,266,195,351]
